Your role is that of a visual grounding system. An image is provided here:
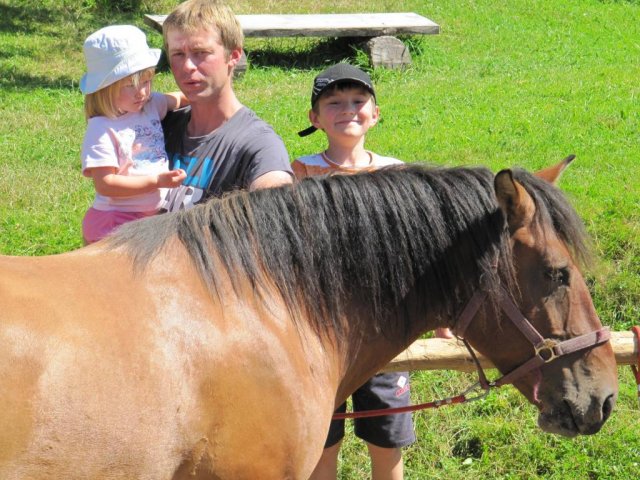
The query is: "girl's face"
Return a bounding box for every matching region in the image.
[115,74,152,115]
[309,86,379,141]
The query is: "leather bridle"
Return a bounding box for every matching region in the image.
[332,284,612,420]
[455,285,611,389]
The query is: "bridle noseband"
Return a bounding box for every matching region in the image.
[455,285,611,389]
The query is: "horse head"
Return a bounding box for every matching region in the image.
[460,156,618,437]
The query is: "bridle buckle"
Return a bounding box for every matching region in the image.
[534,338,559,363]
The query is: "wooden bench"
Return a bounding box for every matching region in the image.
[144,12,440,72]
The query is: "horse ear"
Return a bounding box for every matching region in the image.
[494,169,536,232]
[535,154,576,184]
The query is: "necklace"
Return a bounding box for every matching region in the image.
[321,150,374,169]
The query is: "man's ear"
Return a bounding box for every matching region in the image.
[535,154,575,184]
[228,47,243,68]
[494,169,536,233]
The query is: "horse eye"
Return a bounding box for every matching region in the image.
[545,267,570,286]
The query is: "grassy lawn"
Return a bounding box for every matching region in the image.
[0,0,638,478]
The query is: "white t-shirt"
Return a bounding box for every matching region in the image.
[292,152,403,178]
[81,92,170,212]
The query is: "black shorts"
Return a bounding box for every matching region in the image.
[325,372,416,449]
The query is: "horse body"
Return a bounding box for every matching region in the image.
[0,248,334,479]
[0,160,617,478]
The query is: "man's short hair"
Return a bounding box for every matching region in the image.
[162,0,244,56]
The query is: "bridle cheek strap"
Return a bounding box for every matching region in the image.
[456,286,612,389]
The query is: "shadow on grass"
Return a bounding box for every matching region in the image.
[243,35,426,72]
[0,4,58,35]
[0,3,79,91]
[245,37,366,70]
[0,70,79,91]
[0,3,125,91]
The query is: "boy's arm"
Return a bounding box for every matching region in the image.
[164,91,189,111]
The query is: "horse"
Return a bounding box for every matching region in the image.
[0,157,617,479]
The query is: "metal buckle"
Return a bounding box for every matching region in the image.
[462,382,491,403]
[535,338,559,363]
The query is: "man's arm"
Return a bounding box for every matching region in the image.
[249,170,293,191]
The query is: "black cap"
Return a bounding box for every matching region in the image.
[298,63,376,137]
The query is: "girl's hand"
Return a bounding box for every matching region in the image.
[157,169,187,188]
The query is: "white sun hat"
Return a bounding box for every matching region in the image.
[80,25,161,95]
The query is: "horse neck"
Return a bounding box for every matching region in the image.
[333,298,445,404]
[333,221,509,402]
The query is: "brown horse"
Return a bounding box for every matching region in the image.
[0,158,617,479]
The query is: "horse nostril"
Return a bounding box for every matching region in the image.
[602,394,615,422]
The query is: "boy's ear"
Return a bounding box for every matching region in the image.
[371,104,380,126]
[308,108,321,129]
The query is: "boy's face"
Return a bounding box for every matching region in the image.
[309,86,379,141]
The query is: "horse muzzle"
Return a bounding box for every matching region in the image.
[538,390,617,437]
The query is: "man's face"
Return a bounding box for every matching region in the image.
[166,27,239,102]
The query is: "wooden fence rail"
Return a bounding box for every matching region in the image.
[382,331,637,373]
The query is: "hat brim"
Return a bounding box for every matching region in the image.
[80,48,161,95]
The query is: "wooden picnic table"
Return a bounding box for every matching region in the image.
[144,12,440,70]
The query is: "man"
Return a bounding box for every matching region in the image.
[161,0,292,211]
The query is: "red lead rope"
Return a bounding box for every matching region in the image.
[631,326,640,405]
[331,382,489,420]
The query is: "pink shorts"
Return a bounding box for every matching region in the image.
[82,207,157,244]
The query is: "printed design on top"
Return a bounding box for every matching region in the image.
[161,153,218,211]
[109,118,168,176]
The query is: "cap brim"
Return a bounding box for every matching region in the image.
[297,125,318,137]
[311,77,375,107]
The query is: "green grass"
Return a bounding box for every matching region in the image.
[1,0,639,478]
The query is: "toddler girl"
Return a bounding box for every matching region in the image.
[79,25,186,244]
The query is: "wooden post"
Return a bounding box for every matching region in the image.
[381,330,638,373]
[365,35,412,69]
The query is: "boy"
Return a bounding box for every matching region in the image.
[296,63,454,480]
[294,63,416,480]
[293,63,398,176]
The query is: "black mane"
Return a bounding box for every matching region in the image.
[109,164,588,339]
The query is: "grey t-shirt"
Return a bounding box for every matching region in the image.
[161,106,292,211]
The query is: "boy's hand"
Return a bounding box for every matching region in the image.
[157,169,187,188]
